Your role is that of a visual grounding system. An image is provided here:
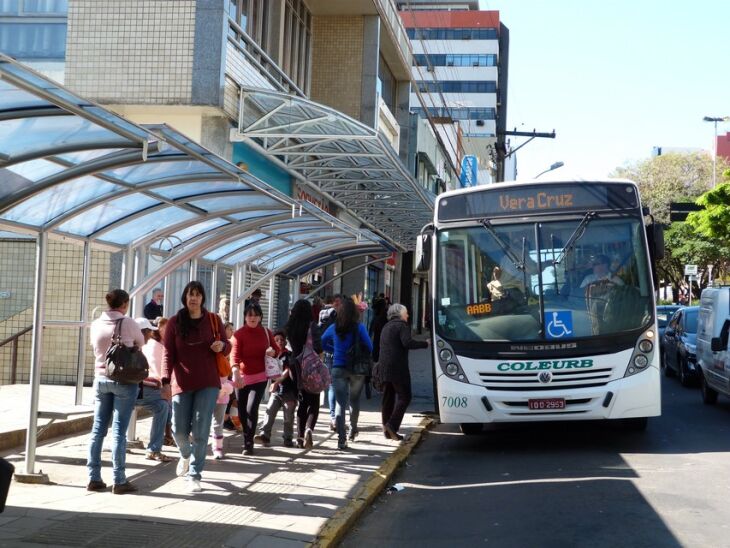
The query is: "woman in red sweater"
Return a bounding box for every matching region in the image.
[231,302,279,455]
[162,281,230,493]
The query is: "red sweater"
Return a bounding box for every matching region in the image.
[231,325,279,382]
[162,311,231,396]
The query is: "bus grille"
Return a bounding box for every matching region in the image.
[477,367,613,391]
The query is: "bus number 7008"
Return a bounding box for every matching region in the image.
[442,396,468,408]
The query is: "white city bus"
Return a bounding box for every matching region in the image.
[416,179,664,433]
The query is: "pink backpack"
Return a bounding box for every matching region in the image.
[298,326,331,394]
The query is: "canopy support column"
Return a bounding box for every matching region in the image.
[211,264,219,312]
[15,231,50,483]
[267,276,275,328]
[75,241,91,406]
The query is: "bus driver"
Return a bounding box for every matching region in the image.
[580,254,623,289]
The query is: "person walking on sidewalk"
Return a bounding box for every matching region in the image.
[285,300,323,449]
[378,304,429,441]
[87,289,145,495]
[231,303,280,455]
[162,281,230,493]
[255,331,297,447]
[318,294,341,431]
[210,376,235,459]
[321,297,373,450]
[135,318,173,463]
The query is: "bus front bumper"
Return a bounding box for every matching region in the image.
[436,366,661,424]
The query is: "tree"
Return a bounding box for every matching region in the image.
[612,152,728,298]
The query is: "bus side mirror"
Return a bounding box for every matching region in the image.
[653,224,665,260]
[711,337,724,352]
[415,228,432,273]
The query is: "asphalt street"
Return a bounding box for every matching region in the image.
[344,352,730,548]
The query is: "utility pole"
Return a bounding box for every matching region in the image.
[495,128,557,182]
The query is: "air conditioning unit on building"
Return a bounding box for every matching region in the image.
[476,120,485,126]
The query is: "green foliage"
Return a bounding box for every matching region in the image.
[686,178,730,241]
[612,153,730,294]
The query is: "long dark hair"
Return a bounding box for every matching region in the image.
[177,281,207,338]
[285,299,312,352]
[335,297,359,339]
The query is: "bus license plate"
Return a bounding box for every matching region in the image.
[528,398,565,410]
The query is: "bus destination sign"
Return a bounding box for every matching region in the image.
[438,183,639,222]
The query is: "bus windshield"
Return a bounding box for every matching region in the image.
[435,215,653,343]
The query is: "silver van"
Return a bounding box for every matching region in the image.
[696,287,730,404]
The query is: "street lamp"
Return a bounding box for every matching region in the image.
[702,116,729,187]
[534,161,564,178]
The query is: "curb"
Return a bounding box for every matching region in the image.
[312,416,435,547]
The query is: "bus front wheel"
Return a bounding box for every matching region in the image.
[459,423,483,435]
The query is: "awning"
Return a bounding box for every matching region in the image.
[0,55,393,294]
[234,87,435,250]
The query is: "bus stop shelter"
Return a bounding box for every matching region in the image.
[0,55,399,480]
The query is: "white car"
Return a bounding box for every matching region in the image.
[696,287,730,404]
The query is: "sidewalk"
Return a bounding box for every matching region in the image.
[0,386,432,547]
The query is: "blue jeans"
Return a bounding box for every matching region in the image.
[325,353,336,420]
[331,367,366,443]
[172,387,218,480]
[136,385,169,453]
[87,378,139,485]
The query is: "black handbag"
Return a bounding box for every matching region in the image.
[345,327,373,376]
[105,318,149,384]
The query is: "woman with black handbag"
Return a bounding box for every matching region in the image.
[321,297,373,449]
[87,289,145,495]
[378,304,429,441]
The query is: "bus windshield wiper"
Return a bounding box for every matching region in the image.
[553,211,596,265]
[480,219,524,272]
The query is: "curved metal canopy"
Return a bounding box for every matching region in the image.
[234,87,436,250]
[0,55,392,284]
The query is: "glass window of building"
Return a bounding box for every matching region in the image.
[283,0,312,93]
[378,54,396,112]
[0,0,68,59]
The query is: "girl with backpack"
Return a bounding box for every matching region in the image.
[285,299,323,449]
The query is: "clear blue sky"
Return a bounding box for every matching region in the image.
[479,0,730,180]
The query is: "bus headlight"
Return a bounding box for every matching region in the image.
[446,363,459,376]
[638,340,653,353]
[633,355,649,369]
[439,349,453,362]
[434,337,470,384]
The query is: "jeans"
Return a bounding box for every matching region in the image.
[87,378,139,485]
[325,353,336,420]
[331,367,366,443]
[136,385,169,453]
[381,378,412,433]
[172,387,219,480]
[236,382,267,448]
[261,394,296,442]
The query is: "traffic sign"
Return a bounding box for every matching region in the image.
[684,264,698,276]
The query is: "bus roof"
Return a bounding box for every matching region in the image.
[436,178,638,202]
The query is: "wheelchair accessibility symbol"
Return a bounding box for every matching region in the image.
[545,311,573,339]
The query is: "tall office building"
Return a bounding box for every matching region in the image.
[400,0,509,183]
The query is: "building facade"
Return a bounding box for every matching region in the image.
[399,1,509,183]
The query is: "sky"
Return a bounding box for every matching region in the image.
[478,0,730,180]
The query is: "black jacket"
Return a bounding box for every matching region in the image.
[378,319,428,385]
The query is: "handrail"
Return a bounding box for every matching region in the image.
[0,325,33,384]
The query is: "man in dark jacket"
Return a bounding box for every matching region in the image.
[378,303,429,441]
[143,288,164,320]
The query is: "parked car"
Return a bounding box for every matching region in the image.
[661,306,700,386]
[696,287,730,405]
[657,304,682,341]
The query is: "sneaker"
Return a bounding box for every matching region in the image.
[223,418,236,431]
[213,450,224,460]
[337,441,348,450]
[384,424,404,441]
[348,428,359,442]
[283,439,294,448]
[176,456,190,477]
[86,480,107,492]
[304,428,313,449]
[296,438,304,449]
[242,444,254,456]
[329,420,336,432]
[112,481,138,495]
[253,433,270,447]
[187,478,202,493]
